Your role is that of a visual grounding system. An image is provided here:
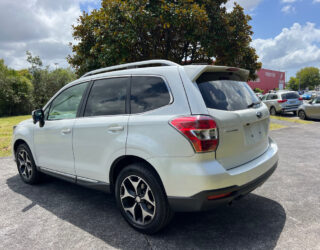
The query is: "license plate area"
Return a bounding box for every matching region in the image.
[244,120,266,145]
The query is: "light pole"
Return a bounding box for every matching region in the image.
[54,63,58,70]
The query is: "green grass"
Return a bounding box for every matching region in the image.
[0,115,31,157]
[270,115,313,124]
[269,122,287,131]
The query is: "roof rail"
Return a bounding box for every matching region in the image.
[81,60,179,78]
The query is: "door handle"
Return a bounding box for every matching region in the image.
[61,128,71,135]
[107,126,124,133]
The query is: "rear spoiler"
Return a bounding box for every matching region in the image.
[182,65,249,82]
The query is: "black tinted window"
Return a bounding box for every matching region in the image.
[197,73,260,111]
[84,78,128,116]
[282,92,299,99]
[131,76,171,113]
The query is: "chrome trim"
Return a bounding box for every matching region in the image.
[77,176,99,183]
[39,167,75,179]
[76,74,174,118]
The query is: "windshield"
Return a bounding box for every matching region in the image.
[197,79,260,111]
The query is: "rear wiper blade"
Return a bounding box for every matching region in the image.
[248,102,261,108]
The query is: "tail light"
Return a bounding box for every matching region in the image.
[226,68,239,72]
[278,99,287,103]
[170,116,218,153]
[207,192,232,200]
[299,97,303,101]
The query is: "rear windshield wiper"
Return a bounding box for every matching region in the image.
[248,102,261,108]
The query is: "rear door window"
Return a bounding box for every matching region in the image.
[84,77,128,116]
[130,76,171,113]
[196,73,260,111]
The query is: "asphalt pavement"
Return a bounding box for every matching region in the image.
[0,121,319,250]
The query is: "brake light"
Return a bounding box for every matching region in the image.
[278,99,287,103]
[170,116,218,153]
[226,68,239,72]
[207,192,232,200]
[299,97,303,101]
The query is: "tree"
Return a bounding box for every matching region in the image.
[26,52,77,108]
[288,77,299,91]
[296,67,320,90]
[68,0,261,79]
[253,88,263,93]
[0,59,33,116]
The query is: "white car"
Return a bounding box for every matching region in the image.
[12,60,278,234]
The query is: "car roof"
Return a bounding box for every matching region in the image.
[63,60,250,90]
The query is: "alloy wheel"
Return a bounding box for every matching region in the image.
[299,111,306,120]
[17,149,33,180]
[270,107,276,116]
[120,175,156,225]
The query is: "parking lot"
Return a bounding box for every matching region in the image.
[1,119,319,250]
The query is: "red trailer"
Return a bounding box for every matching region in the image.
[248,69,285,94]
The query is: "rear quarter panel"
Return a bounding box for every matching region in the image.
[126,68,195,159]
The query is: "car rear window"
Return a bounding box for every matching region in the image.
[130,76,171,113]
[196,73,260,111]
[281,92,299,99]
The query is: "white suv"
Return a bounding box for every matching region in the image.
[12,60,278,234]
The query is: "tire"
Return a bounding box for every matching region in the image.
[115,163,173,234]
[298,110,307,120]
[270,107,277,116]
[15,143,41,184]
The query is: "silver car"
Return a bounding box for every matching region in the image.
[298,96,320,120]
[12,60,278,234]
[262,91,303,116]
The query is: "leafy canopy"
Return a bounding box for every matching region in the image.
[0,59,33,116]
[288,67,320,91]
[26,52,77,109]
[68,0,261,79]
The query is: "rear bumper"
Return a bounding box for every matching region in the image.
[168,162,277,212]
[149,137,278,211]
[281,107,299,112]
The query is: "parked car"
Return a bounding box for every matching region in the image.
[302,92,312,100]
[261,91,303,115]
[12,60,278,234]
[255,92,264,100]
[298,95,320,120]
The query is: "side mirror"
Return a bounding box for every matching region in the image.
[32,109,45,127]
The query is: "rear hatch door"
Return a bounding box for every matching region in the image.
[196,72,270,170]
[281,92,302,108]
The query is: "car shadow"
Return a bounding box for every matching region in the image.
[7,175,286,249]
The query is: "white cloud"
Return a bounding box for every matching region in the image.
[252,22,320,76]
[281,5,296,13]
[225,0,263,12]
[0,0,100,70]
[282,0,296,3]
[313,0,320,3]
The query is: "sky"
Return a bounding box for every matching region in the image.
[0,0,320,79]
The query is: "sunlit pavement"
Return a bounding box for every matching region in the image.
[1,122,320,249]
